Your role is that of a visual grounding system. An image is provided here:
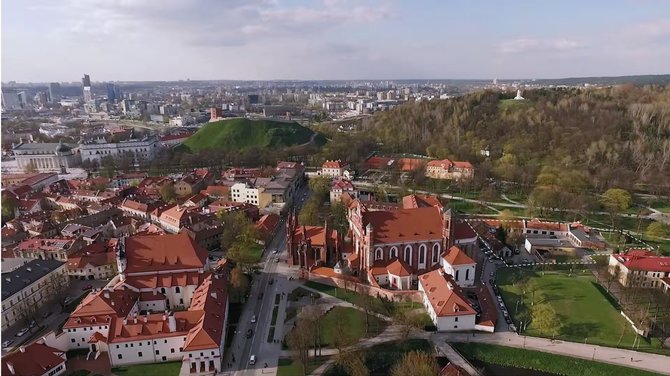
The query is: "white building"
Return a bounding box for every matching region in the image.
[80,137,158,163]
[12,141,80,172]
[1,259,69,330]
[608,249,670,291]
[320,160,346,178]
[440,245,476,287]
[418,269,477,332]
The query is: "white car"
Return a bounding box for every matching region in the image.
[15,328,29,337]
[249,355,256,365]
[251,315,257,323]
[272,249,278,255]
[2,340,13,348]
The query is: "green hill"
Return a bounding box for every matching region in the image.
[182,118,325,152]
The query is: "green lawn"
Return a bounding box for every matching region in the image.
[277,357,329,376]
[453,342,661,376]
[248,244,264,263]
[319,307,387,347]
[271,306,279,326]
[183,118,325,152]
[497,269,666,353]
[304,281,392,316]
[324,339,433,376]
[112,362,181,376]
[448,200,499,215]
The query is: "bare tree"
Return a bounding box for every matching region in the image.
[286,317,316,376]
[43,271,70,309]
[390,350,438,376]
[336,350,369,376]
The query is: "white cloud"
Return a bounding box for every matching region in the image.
[500,38,589,54]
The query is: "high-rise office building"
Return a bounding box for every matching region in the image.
[106,83,116,102]
[82,74,92,102]
[1,89,22,110]
[48,82,61,103]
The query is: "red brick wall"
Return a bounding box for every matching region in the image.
[307,272,423,303]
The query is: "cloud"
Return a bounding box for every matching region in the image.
[500,38,589,54]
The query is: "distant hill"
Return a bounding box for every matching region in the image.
[182,118,326,152]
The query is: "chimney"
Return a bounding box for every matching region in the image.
[6,362,15,375]
[168,314,176,332]
[133,313,138,324]
[144,313,148,323]
[123,319,127,325]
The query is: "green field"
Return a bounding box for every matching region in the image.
[324,339,433,376]
[453,343,661,376]
[182,118,326,152]
[497,269,666,352]
[112,362,181,376]
[319,306,387,346]
[277,357,329,376]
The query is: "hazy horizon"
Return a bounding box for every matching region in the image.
[2,0,670,82]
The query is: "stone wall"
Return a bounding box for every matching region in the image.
[307,272,423,303]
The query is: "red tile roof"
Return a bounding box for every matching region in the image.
[65,288,139,328]
[331,178,354,191]
[292,226,337,247]
[402,194,443,209]
[123,232,208,274]
[322,160,343,169]
[419,269,476,317]
[386,259,412,277]
[255,213,280,237]
[613,250,670,272]
[453,223,477,241]
[1,343,65,376]
[123,272,209,289]
[443,245,475,266]
[183,274,228,351]
[364,207,444,244]
[67,242,115,270]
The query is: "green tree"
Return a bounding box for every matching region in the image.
[309,176,332,202]
[218,211,255,251]
[1,195,17,223]
[600,188,632,228]
[229,266,249,303]
[390,350,438,376]
[159,182,176,203]
[531,303,562,336]
[330,201,348,235]
[646,222,669,238]
[24,161,38,174]
[299,200,321,226]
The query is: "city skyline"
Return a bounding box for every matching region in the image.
[2,0,670,82]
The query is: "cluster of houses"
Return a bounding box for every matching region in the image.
[363,154,475,180]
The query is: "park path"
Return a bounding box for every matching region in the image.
[438,332,670,375]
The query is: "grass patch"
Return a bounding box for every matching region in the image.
[324,339,432,376]
[271,306,279,326]
[285,307,298,323]
[267,326,275,343]
[277,357,329,376]
[448,200,499,215]
[453,342,661,376]
[183,118,325,152]
[497,268,667,353]
[288,286,320,302]
[247,244,264,263]
[112,362,181,376]
[319,307,387,347]
[304,281,392,316]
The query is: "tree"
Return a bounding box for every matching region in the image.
[390,350,438,376]
[298,200,320,226]
[227,237,259,272]
[331,309,354,355]
[531,303,561,336]
[1,195,17,223]
[336,350,369,376]
[308,176,332,202]
[159,182,176,203]
[330,201,348,236]
[286,317,316,376]
[394,310,425,339]
[600,188,632,229]
[24,161,38,173]
[218,211,254,251]
[646,222,669,238]
[229,266,249,303]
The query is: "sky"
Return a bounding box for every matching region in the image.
[2,0,670,82]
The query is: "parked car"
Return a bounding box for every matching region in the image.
[15,328,29,337]
[63,296,73,305]
[272,249,278,254]
[81,284,92,291]
[251,315,257,323]
[249,355,256,365]
[269,279,274,285]
[28,320,37,328]
[2,340,14,348]
[246,329,253,339]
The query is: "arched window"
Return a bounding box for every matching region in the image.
[375,248,383,261]
[455,269,460,281]
[390,247,398,259]
[404,245,412,265]
[465,268,470,280]
[419,244,427,264]
[175,286,181,293]
[432,243,440,263]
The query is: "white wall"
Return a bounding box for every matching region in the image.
[108,334,185,366]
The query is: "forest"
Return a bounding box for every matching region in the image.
[356,85,670,196]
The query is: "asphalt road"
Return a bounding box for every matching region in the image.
[222,185,310,376]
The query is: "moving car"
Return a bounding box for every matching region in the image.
[15,328,29,337]
[2,340,13,348]
[251,315,257,323]
[249,355,256,365]
[246,329,253,339]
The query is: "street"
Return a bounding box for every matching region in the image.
[221,184,310,376]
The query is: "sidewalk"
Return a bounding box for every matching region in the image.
[438,332,670,376]
[432,339,482,376]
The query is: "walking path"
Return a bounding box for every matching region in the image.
[438,332,670,375]
[432,339,483,376]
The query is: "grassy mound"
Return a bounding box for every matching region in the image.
[182,118,325,152]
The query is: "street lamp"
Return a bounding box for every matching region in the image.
[592,347,596,360]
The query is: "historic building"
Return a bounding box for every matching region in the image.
[12,141,80,172]
[286,211,341,269]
